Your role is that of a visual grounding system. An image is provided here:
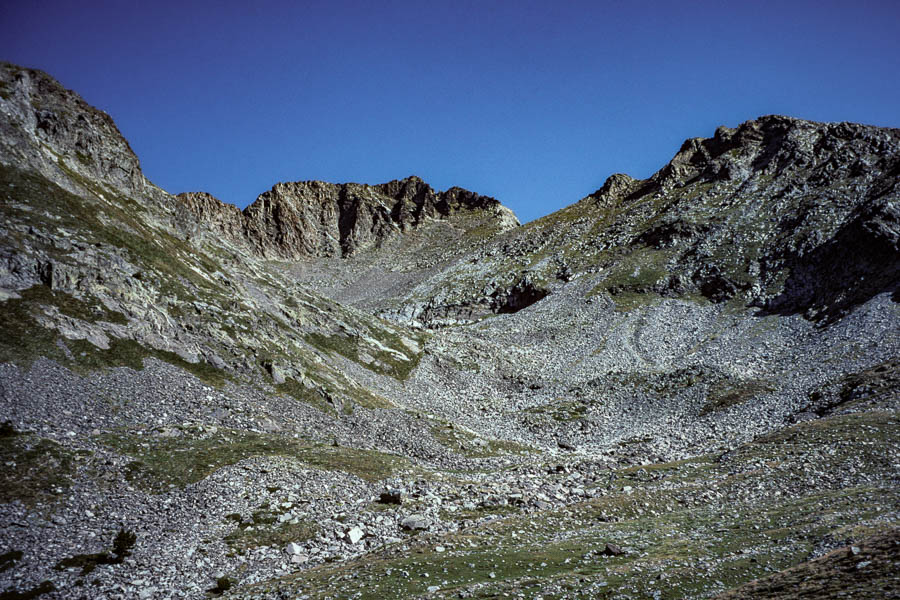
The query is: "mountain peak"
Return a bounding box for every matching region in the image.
[651,114,900,191]
[174,176,519,259]
[0,62,144,194]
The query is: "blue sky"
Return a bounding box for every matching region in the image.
[2,0,898,223]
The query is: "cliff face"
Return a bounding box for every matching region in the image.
[174,191,246,242]
[0,62,144,195]
[178,176,519,259]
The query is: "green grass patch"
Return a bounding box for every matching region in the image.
[15,285,128,325]
[525,398,589,422]
[100,428,409,492]
[1,163,226,306]
[275,378,335,414]
[54,529,135,575]
[0,286,229,387]
[699,379,775,416]
[429,420,534,457]
[224,513,319,552]
[0,581,56,600]
[0,551,23,573]
[232,406,899,599]
[305,330,421,381]
[0,429,82,507]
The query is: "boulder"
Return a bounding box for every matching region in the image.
[379,488,404,505]
[347,526,364,544]
[400,514,430,531]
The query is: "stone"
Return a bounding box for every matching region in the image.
[284,542,304,555]
[602,543,624,556]
[400,514,430,531]
[379,489,404,505]
[347,526,364,544]
[263,362,286,384]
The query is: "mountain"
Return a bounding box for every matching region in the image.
[0,61,898,600]
[176,176,518,260]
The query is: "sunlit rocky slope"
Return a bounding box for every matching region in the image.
[1,61,898,599]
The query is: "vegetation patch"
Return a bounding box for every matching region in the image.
[208,576,233,596]
[525,398,589,422]
[0,163,227,308]
[100,428,408,491]
[0,551,23,573]
[20,285,128,325]
[0,286,229,387]
[305,328,422,381]
[275,377,336,414]
[236,407,898,599]
[0,429,81,507]
[0,581,56,600]
[699,379,776,416]
[277,373,394,415]
[584,246,679,310]
[224,509,319,552]
[429,419,534,457]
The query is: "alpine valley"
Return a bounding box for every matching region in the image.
[1,62,898,599]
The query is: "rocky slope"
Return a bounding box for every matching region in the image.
[313,115,898,326]
[0,62,898,600]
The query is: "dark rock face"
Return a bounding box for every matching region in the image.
[0,62,143,194]
[761,194,900,321]
[178,176,519,260]
[493,277,550,314]
[661,116,900,317]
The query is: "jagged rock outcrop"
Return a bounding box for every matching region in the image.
[178,176,519,260]
[373,115,900,325]
[174,191,245,242]
[0,62,144,194]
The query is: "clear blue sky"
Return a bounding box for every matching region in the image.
[2,1,898,223]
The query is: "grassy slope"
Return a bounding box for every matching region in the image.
[229,408,899,599]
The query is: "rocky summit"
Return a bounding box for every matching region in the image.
[0,61,898,600]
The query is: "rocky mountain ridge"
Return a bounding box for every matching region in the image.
[0,62,144,196]
[330,114,899,326]
[176,175,519,260]
[0,62,898,600]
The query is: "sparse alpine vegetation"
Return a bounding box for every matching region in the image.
[0,61,897,600]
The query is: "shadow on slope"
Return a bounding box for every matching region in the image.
[758,193,900,323]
